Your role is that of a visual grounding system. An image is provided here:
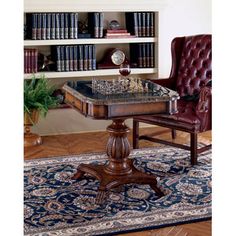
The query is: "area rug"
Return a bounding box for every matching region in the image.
[24,146,211,236]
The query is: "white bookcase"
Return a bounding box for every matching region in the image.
[24,0,161,81]
[25,0,166,135]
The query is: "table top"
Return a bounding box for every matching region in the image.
[63,79,179,119]
[63,80,179,105]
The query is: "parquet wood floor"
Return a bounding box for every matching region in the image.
[24,126,212,236]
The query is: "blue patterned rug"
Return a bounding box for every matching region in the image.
[24,147,211,236]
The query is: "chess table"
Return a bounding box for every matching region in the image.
[63,79,179,203]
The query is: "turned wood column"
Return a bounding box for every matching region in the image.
[104,119,132,175]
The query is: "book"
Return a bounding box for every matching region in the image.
[88,12,99,38]
[46,13,51,40]
[142,43,146,67]
[88,45,92,70]
[64,13,69,39]
[60,13,65,39]
[34,49,38,73]
[65,46,70,71]
[78,45,83,71]
[92,45,96,70]
[60,46,65,71]
[54,46,61,72]
[150,12,154,37]
[51,13,56,39]
[55,13,60,39]
[41,13,47,40]
[142,12,146,37]
[129,44,138,68]
[74,13,79,39]
[36,13,42,40]
[83,45,88,70]
[32,14,38,40]
[28,50,32,73]
[24,49,28,73]
[25,13,37,40]
[138,43,142,67]
[29,49,33,73]
[69,13,74,39]
[137,13,142,37]
[99,13,104,38]
[125,12,138,36]
[146,43,150,67]
[69,46,74,71]
[73,46,78,71]
[150,43,154,67]
[146,12,150,37]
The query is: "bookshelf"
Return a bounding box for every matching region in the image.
[24,0,160,81]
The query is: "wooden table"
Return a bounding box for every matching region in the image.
[63,80,179,203]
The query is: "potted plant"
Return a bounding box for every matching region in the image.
[24,75,59,147]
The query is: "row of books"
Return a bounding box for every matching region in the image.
[130,43,155,68]
[25,12,155,40]
[51,45,96,72]
[125,12,155,37]
[24,49,38,73]
[25,13,81,40]
[87,12,104,38]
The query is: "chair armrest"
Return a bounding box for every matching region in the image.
[196,86,212,131]
[196,86,212,113]
[148,77,176,90]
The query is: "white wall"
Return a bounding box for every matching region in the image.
[32,0,212,135]
[159,0,212,77]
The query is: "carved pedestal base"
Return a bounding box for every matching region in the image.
[72,119,164,204]
[73,161,164,204]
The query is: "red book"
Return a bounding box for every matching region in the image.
[26,49,30,73]
[24,49,27,73]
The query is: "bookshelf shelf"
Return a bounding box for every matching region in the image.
[24,68,158,80]
[24,37,157,46]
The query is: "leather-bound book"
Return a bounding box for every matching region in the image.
[73,45,78,71]
[83,45,88,71]
[78,45,84,71]
[60,13,65,39]
[69,13,75,39]
[36,13,42,40]
[125,12,138,36]
[41,13,46,40]
[51,13,56,39]
[46,13,51,40]
[55,13,60,39]
[64,13,69,39]
[92,45,96,70]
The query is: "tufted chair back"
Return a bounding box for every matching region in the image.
[174,35,212,97]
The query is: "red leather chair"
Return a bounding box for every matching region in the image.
[133,34,212,165]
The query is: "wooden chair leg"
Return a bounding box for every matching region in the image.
[171,129,176,139]
[133,120,139,149]
[190,133,198,165]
